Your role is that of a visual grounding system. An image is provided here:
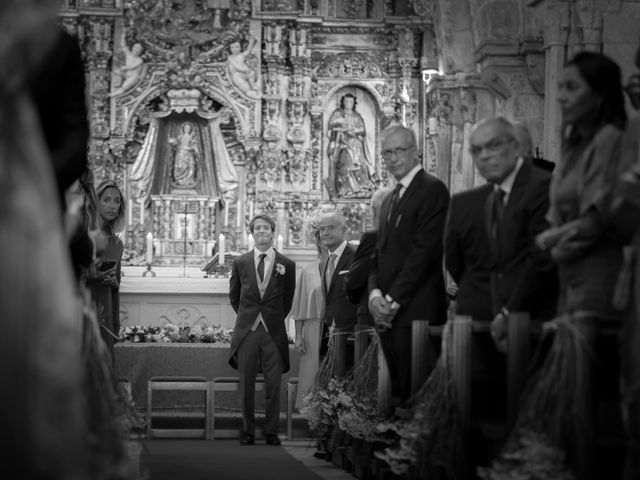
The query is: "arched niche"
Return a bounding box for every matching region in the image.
[321,83,384,200]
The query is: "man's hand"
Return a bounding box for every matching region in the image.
[369,296,395,331]
[294,336,305,354]
[490,310,508,353]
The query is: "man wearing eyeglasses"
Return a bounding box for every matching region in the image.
[369,124,450,402]
[469,117,556,353]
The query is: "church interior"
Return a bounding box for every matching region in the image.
[4,0,640,479]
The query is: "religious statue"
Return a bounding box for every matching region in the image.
[110,34,146,97]
[168,123,199,188]
[327,93,375,198]
[226,37,260,98]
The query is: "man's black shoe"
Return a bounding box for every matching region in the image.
[240,433,255,445]
[265,434,281,446]
[312,451,325,459]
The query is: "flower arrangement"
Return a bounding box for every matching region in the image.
[374,407,419,475]
[337,391,389,443]
[275,263,285,276]
[300,377,349,438]
[119,323,233,344]
[477,429,576,480]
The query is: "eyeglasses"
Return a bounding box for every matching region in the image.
[469,138,515,156]
[381,145,413,160]
[317,225,338,233]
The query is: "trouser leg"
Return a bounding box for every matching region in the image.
[258,325,282,435]
[238,330,260,435]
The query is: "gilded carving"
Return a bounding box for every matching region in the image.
[318,53,385,78]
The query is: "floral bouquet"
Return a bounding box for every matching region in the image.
[336,330,388,442]
[477,429,575,480]
[300,377,350,438]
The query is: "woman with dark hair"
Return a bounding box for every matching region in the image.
[532,51,628,479]
[87,180,126,358]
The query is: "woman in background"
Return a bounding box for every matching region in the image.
[534,51,627,479]
[88,179,126,359]
[292,229,327,410]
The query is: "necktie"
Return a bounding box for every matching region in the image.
[386,183,403,222]
[325,253,337,289]
[257,253,266,282]
[491,188,506,240]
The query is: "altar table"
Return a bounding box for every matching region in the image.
[114,343,301,411]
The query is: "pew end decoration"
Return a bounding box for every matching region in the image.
[375,320,466,479]
[478,314,587,480]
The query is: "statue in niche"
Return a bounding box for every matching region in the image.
[169,123,199,188]
[327,93,375,198]
[227,37,260,98]
[110,34,146,97]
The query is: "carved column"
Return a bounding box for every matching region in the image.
[541,2,570,163]
[575,2,604,53]
[425,76,488,192]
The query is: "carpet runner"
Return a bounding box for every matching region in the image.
[142,439,324,480]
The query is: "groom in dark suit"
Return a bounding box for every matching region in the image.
[228,214,296,446]
[369,124,450,401]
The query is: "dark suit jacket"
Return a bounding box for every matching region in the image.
[344,231,377,326]
[228,251,296,373]
[369,169,450,327]
[28,28,88,208]
[321,242,357,330]
[444,185,494,321]
[486,161,558,319]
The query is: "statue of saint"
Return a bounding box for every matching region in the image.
[227,38,260,98]
[169,123,199,188]
[327,93,375,197]
[110,36,146,97]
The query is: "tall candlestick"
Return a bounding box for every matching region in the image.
[248,234,254,251]
[145,232,153,264]
[277,234,284,252]
[236,200,241,228]
[249,200,254,221]
[127,199,133,226]
[218,234,225,265]
[139,198,145,225]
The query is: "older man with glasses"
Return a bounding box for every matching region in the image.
[368,124,450,403]
[469,117,557,354]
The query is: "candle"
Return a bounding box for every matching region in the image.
[428,117,437,132]
[274,26,281,42]
[290,30,295,43]
[277,234,284,252]
[249,200,254,220]
[248,234,254,251]
[218,233,225,265]
[300,30,306,44]
[127,199,133,226]
[145,232,153,264]
[139,198,145,225]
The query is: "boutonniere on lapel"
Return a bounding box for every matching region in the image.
[274,263,286,276]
